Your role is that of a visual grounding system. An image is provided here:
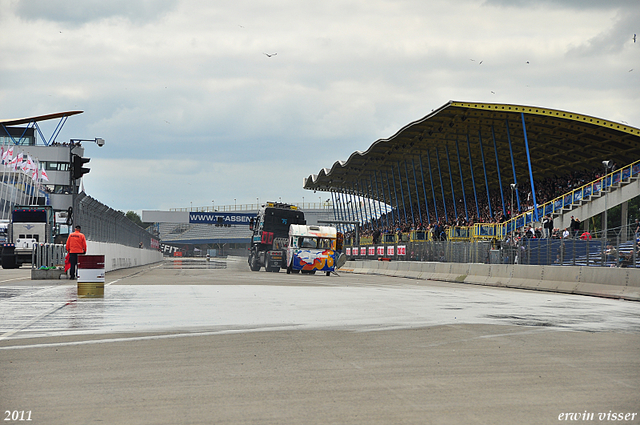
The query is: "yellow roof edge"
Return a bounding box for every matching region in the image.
[450,101,640,137]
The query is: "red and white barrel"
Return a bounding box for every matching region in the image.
[77,255,105,298]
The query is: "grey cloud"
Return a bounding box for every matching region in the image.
[14,0,178,24]
[567,7,640,56]
[482,0,636,8]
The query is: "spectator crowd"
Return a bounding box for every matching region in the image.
[342,167,605,242]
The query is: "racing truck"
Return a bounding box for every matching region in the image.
[248,201,306,272]
[286,224,346,276]
[1,205,55,269]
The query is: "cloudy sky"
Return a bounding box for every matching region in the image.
[0,0,638,213]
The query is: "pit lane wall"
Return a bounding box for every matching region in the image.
[339,260,640,301]
[86,241,163,272]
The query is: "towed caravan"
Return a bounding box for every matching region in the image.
[286,224,346,276]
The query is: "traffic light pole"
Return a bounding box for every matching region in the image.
[68,137,104,228]
[69,144,78,228]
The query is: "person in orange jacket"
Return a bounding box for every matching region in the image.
[66,225,87,279]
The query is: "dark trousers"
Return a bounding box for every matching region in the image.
[69,253,78,278]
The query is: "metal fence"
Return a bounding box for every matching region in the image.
[75,192,156,249]
[32,243,67,269]
[501,238,637,267]
[345,240,494,263]
[345,235,639,268]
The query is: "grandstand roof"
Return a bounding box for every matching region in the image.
[0,110,84,126]
[303,101,640,204]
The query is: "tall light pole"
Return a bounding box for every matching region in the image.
[510,183,517,245]
[69,138,105,228]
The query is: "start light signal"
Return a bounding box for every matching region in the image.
[71,154,90,180]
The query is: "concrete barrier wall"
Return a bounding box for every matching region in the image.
[86,241,163,272]
[340,260,640,301]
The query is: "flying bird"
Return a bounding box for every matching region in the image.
[634,34,636,43]
[264,52,277,57]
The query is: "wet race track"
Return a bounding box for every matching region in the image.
[1,258,639,424]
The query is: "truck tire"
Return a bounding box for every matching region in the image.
[249,252,261,271]
[1,254,18,269]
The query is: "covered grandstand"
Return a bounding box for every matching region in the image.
[304,101,639,227]
[303,101,640,266]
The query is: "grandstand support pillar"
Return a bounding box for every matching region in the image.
[358,180,371,225]
[345,188,354,227]
[455,139,469,221]
[369,175,378,229]
[621,201,628,242]
[478,130,493,219]
[435,147,448,221]
[361,180,371,227]
[337,191,347,234]
[363,179,373,229]
[353,182,365,226]
[418,154,431,224]
[466,135,480,219]
[505,119,521,213]
[411,158,422,223]
[367,178,376,229]
[491,125,506,216]
[426,150,439,221]
[404,160,415,225]
[348,189,358,229]
[339,191,347,227]
[396,162,408,224]
[374,172,387,229]
[521,112,539,222]
[373,170,389,227]
[445,145,458,219]
[330,191,339,233]
[341,192,349,233]
[358,180,367,227]
[340,191,349,232]
[386,169,397,225]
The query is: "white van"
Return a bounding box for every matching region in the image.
[286,224,345,276]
